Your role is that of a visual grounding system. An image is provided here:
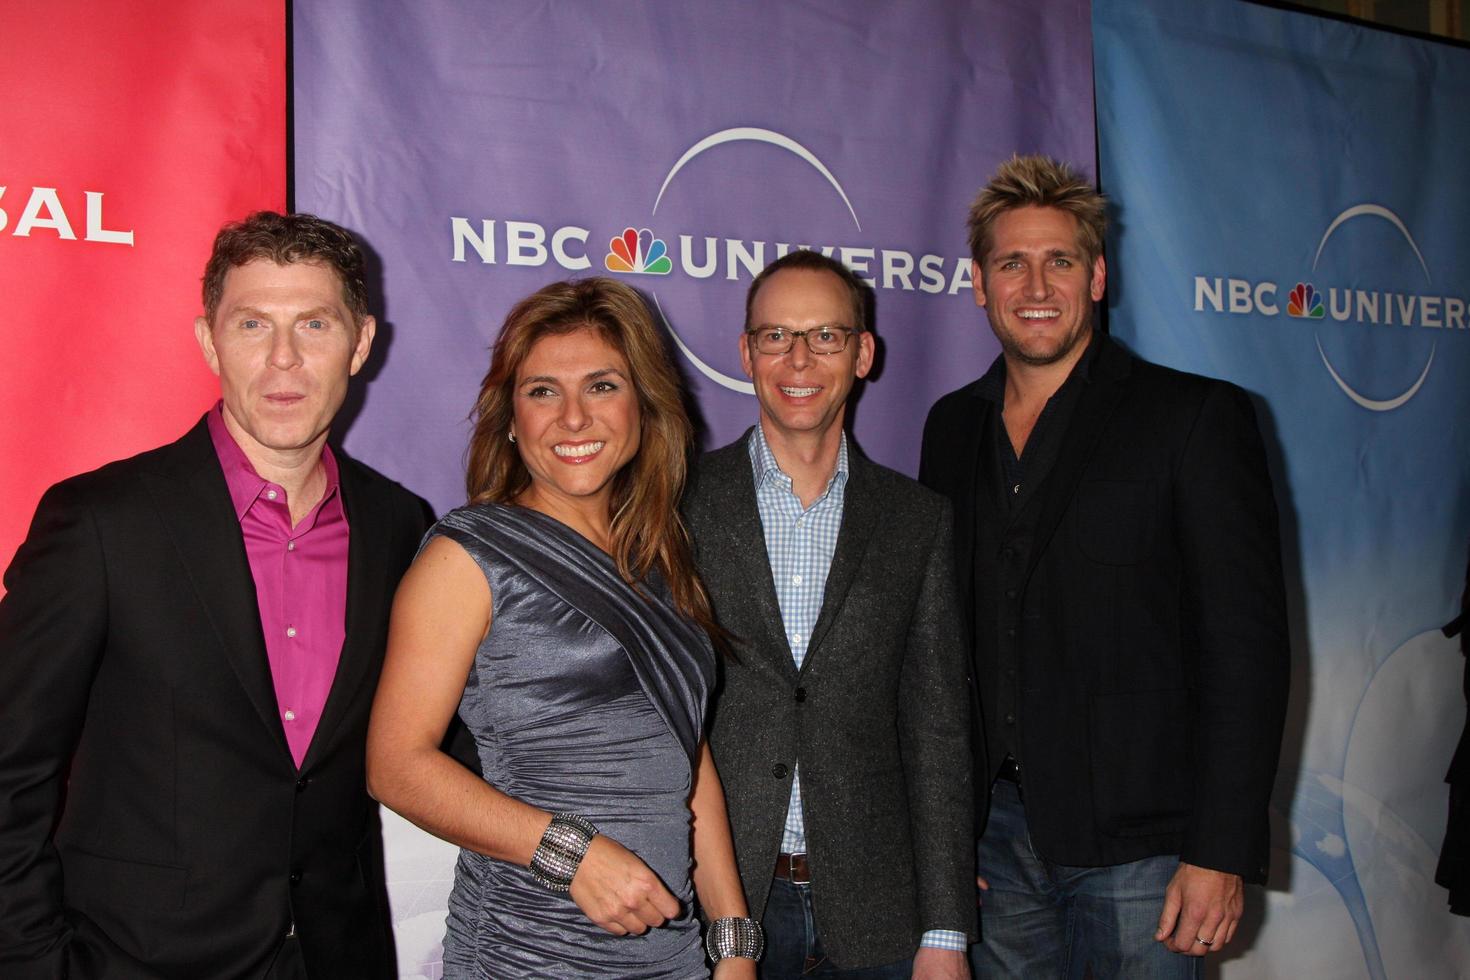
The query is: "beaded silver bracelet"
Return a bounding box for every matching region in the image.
[528,812,598,892]
[705,916,765,963]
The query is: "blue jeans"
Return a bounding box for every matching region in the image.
[760,877,911,979]
[972,780,1201,980]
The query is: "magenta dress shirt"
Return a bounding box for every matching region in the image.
[208,405,349,768]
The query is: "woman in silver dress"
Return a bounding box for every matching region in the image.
[367,278,760,978]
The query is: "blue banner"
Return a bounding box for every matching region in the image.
[1095,1,1470,975]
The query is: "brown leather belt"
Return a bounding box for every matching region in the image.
[773,852,811,884]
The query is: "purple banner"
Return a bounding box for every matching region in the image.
[294,0,1094,518]
[294,4,1093,968]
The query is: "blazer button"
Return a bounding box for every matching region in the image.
[289,871,302,885]
[1004,713,1016,725]
[295,777,310,793]
[794,687,807,703]
[772,763,788,779]
[1005,588,1018,599]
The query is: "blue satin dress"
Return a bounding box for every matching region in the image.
[432,504,715,979]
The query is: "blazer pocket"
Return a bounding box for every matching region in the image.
[65,848,188,912]
[1074,479,1158,566]
[1089,690,1191,838]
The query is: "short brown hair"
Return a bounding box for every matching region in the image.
[967,155,1107,266]
[744,249,868,333]
[465,277,715,633]
[201,211,369,324]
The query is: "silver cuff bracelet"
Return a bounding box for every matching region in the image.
[706,915,765,962]
[528,812,597,892]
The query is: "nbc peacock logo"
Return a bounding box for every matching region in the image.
[604,227,672,275]
[1191,204,1467,411]
[1287,282,1324,319]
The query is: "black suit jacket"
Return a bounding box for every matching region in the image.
[686,432,977,967]
[1445,545,1470,786]
[920,336,1288,882]
[0,417,430,979]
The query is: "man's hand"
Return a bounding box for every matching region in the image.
[1154,862,1244,955]
[976,874,990,905]
[913,946,969,979]
[569,835,681,935]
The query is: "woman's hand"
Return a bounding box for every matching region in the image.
[713,957,759,979]
[569,834,682,935]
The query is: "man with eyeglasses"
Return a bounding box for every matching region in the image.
[685,249,976,979]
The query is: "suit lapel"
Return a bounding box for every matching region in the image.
[802,451,879,674]
[303,456,390,770]
[954,389,990,601]
[1022,338,1133,586]
[712,435,798,677]
[145,420,291,763]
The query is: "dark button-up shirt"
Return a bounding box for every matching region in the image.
[975,335,1098,771]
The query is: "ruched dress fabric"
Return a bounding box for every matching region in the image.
[432,504,716,979]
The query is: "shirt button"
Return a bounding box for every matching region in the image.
[287,540,296,552]
[792,574,802,585]
[1004,713,1016,725]
[772,763,788,779]
[286,627,297,638]
[267,489,278,501]
[792,633,802,646]
[284,709,296,721]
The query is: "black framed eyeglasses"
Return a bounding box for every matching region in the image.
[745,325,860,356]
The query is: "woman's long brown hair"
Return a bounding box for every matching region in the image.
[465,277,718,639]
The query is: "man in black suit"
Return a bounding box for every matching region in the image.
[919,156,1289,978]
[686,249,975,978]
[0,212,429,979]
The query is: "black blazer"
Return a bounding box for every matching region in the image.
[0,417,429,979]
[686,432,977,967]
[1445,545,1470,786]
[919,336,1289,882]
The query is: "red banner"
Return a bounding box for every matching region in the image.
[0,1,286,581]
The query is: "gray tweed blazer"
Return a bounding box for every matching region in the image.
[686,431,977,967]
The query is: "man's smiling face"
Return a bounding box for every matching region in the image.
[974,205,1105,367]
[740,266,874,445]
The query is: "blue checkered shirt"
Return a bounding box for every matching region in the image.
[748,426,966,954]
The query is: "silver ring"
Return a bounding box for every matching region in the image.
[1195,937,1214,947]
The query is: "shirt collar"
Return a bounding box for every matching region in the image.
[747,423,850,499]
[975,329,1101,405]
[206,401,340,523]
